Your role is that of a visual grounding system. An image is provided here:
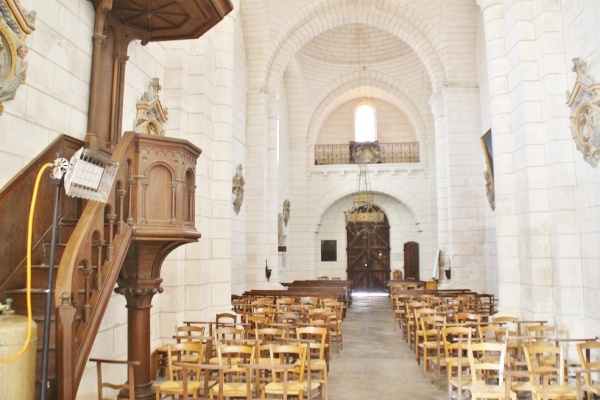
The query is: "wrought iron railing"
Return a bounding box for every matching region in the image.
[314,142,420,165]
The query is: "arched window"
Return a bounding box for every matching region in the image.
[354,103,377,142]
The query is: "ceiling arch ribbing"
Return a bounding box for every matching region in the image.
[263,0,446,95]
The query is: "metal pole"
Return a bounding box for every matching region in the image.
[40,176,62,400]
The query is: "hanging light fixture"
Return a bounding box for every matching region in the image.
[345,142,385,235]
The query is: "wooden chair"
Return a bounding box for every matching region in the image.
[526,324,557,345]
[262,343,322,400]
[178,363,228,400]
[392,294,410,332]
[418,314,446,375]
[404,300,426,346]
[296,326,329,400]
[576,340,600,400]
[155,342,205,400]
[413,307,436,359]
[524,343,577,400]
[89,358,140,400]
[209,344,256,400]
[324,301,344,353]
[153,324,206,379]
[466,340,517,399]
[441,326,472,398]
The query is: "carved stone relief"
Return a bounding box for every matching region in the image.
[0,0,35,114]
[232,164,245,215]
[283,199,290,226]
[567,58,600,167]
[134,78,168,135]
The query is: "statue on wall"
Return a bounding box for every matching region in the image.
[282,199,290,227]
[0,0,35,115]
[278,213,285,247]
[232,164,245,215]
[567,58,600,167]
[133,77,168,135]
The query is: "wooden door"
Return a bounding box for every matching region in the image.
[346,214,391,291]
[403,241,419,280]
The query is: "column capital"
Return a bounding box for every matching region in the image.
[114,278,163,308]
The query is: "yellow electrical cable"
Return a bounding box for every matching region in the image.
[0,162,53,363]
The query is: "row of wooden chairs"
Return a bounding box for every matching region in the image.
[154,326,330,400]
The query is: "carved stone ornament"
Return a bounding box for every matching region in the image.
[134,77,168,135]
[232,164,245,215]
[567,58,600,167]
[484,169,495,210]
[283,198,290,226]
[0,0,35,115]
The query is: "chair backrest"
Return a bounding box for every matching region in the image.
[454,312,482,325]
[526,324,557,345]
[467,340,508,386]
[478,323,509,343]
[492,315,519,334]
[254,327,286,343]
[276,312,300,325]
[269,343,306,382]
[442,326,472,359]
[167,342,204,381]
[217,344,256,366]
[90,358,140,400]
[420,314,446,342]
[523,343,565,385]
[214,326,245,344]
[577,340,600,388]
[174,325,206,343]
[296,326,328,360]
[216,312,238,328]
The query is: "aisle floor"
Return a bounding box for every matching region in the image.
[328,294,447,400]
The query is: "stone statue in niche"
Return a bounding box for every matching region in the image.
[282,199,290,226]
[0,0,36,115]
[567,58,600,167]
[278,213,285,247]
[134,78,168,135]
[232,164,245,215]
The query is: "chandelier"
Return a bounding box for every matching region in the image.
[345,142,385,235]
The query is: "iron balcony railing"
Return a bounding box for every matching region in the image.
[314,142,420,165]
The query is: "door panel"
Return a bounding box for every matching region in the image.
[403,241,419,280]
[346,215,390,291]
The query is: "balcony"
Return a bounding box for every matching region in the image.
[314,142,420,165]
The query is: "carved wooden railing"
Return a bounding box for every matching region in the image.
[0,135,83,296]
[54,132,201,399]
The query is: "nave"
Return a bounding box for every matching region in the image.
[328,295,446,400]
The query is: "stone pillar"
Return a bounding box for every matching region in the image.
[477,0,522,314]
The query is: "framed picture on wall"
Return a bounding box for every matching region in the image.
[321,240,337,262]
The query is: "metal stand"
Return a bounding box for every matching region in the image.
[40,177,62,400]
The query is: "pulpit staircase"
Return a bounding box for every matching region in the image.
[0,132,201,399]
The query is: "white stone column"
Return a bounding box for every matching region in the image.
[429,92,450,285]
[209,12,237,312]
[245,90,271,288]
[477,0,522,314]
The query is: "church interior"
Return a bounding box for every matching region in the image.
[0,0,599,399]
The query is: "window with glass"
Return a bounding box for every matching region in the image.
[354,103,377,142]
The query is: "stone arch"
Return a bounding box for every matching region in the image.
[264,0,446,95]
[311,178,425,233]
[306,70,432,151]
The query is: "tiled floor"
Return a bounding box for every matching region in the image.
[328,294,447,400]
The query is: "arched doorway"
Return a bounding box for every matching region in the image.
[346,207,391,291]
